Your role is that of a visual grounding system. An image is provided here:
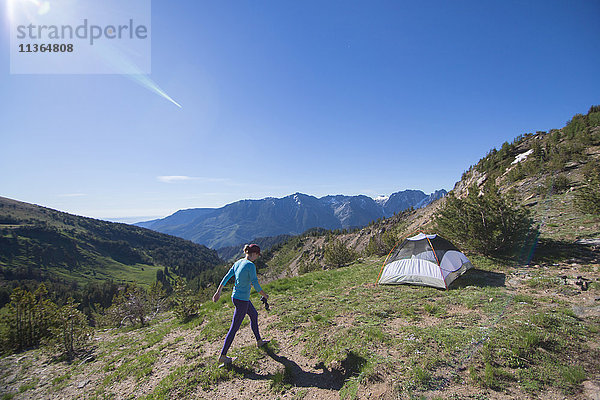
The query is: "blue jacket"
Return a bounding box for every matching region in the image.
[220,258,262,301]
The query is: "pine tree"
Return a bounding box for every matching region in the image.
[0,284,57,352]
[172,277,199,322]
[575,161,600,215]
[435,183,534,256]
[46,298,91,360]
[324,239,357,268]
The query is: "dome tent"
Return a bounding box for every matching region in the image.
[377,233,473,289]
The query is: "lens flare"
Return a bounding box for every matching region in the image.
[100,47,182,108]
[9,0,182,108]
[130,74,182,108]
[27,0,50,15]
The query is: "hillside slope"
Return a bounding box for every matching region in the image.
[257,107,600,280]
[455,106,600,243]
[0,197,222,304]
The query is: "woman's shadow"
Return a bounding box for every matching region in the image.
[230,345,362,390]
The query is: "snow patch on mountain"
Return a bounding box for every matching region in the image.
[512,149,533,165]
[332,201,353,226]
[374,195,389,206]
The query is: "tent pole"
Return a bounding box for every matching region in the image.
[377,242,399,284]
[425,235,448,290]
[376,230,420,284]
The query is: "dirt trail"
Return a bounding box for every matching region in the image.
[194,311,345,400]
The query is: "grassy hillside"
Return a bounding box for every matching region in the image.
[0,197,222,306]
[0,255,597,399]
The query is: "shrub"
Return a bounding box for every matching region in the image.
[298,258,321,274]
[364,230,398,257]
[575,160,600,215]
[537,174,571,196]
[435,182,535,256]
[45,298,91,360]
[104,284,165,327]
[172,277,200,322]
[363,236,382,257]
[324,239,357,268]
[507,163,526,182]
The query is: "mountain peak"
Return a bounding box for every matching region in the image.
[136,189,446,249]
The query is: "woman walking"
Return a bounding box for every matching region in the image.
[212,244,269,365]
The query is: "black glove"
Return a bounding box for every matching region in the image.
[261,296,270,311]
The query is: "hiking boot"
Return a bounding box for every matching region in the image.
[218,355,233,364]
[257,339,270,348]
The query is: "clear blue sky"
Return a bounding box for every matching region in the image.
[1,0,599,223]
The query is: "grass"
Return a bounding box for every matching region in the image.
[270,364,293,393]
[51,372,71,389]
[48,259,163,288]
[139,360,222,400]
[140,344,271,399]
[101,349,159,385]
[532,191,600,241]
[2,251,599,399]
[468,306,593,394]
[263,258,509,396]
[262,256,598,397]
[91,316,178,397]
[18,379,37,393]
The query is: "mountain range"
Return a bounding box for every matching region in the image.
[136,189,447,249]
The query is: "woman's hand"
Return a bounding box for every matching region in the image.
[259,290,268,300]
[212,285,223,302]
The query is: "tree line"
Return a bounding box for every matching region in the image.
[0,275,216,358]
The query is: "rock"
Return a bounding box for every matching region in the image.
[573,306,600,318]
[507,278,521,286]
[583,378,600,400]
[576,238,600,246]
[77,379,90,389]
[79,355,95,364]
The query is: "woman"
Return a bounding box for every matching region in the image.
[212,243,269,365]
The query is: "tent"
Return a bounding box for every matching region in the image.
[377,233,473,289]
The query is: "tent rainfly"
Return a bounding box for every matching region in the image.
[378,233,473,289]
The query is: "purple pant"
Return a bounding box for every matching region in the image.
[220,298,261,356]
